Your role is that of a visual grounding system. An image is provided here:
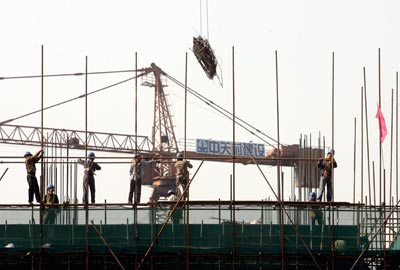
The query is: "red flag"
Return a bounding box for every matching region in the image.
[376,106,387,143]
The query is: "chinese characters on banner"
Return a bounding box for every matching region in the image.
[196,139,265,158]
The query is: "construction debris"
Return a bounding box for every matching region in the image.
[192,36,217,80]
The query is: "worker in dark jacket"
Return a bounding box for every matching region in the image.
[24,149,43,204]
[78,152,101,204]
[128,154,143,203]
[175,152,193,198]
[317,149,337,202]
[43,184,60,224]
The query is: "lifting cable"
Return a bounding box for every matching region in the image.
[0,68,150,80]
[165,73,283,148]
[0,70,151,125]
[193,0,223,86]
[1,64,282,149]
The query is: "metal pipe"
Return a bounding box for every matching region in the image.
[396,72,399,204]
[0,168,9,181]
[363,69,372,206]
[90,220,126,270]
[136,161,204,270]
[184,51,190,270]
[218,201,222,268]
[372,162,376,206]
[361,86,364,204]
[74,162,78,204]
[350,199,400,270]
[383,170,387,268]
[331,51,335,270]
[104,199,107,225]
[275,50,284,270]
[231,46,236,270]
[84,56,89,270]
[66,133,69,204]
[248,152,321,270]
[39,44,44,270]
[390,89,394,206]
[126,218,129,240]
[134,52,139,241]
[378,48,382,205]
[353,117,357,205]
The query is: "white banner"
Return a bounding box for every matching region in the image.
[196,139,265,157]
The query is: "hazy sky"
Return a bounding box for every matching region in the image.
[1,0,400,204]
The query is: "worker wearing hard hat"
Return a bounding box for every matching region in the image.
[128,153,144,203]
[43,184,60,224]
[317,149,337,202]
[309,191,323,225]
[78,152,101,204]
[175,152,193,199]
[24,149,44,204]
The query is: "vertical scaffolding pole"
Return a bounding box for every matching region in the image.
[134,52,139,241]
[84,56,89,270]
[390,89,394,206]
[275,50,284,269]
[66,132,70,203]
[378,48,382,205]
[361,87,364,203]
[231,45,236,270]
[383,170,387,269]
[353,117,357,205]
[373,162,376,206]
[396,72,399,204]
[363,68,372,206]
[39,44,44,270]
[184,52,190,270]
[330,51,335,270]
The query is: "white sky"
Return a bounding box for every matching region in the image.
[1,0,400,204]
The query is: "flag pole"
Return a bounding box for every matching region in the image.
[378,48,382,205]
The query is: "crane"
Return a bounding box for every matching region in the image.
[0,63,319,202]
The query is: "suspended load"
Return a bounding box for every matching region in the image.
[192,36,217,80]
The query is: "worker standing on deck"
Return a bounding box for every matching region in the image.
[78,152,101,204]
[24,149,43,204]
[43,184,60,224]
[167,189,182,224]
[317,149,337,202]
[175,152,193,198]
[309,192,323,225]
[128,154,143,203]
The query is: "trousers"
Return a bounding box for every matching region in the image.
[317,175,332,202]
[27,174,40,203]
[82,174,96,203]
[128,178,142,203]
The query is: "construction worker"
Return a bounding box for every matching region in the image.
[43,184,60,224]
[78,152,101,204]
[24,149,43,204]
[175,152,193,198]
[309,192,323,225]
[317,149,337,202]
[167,189,182,224]
[128,153,143,203]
